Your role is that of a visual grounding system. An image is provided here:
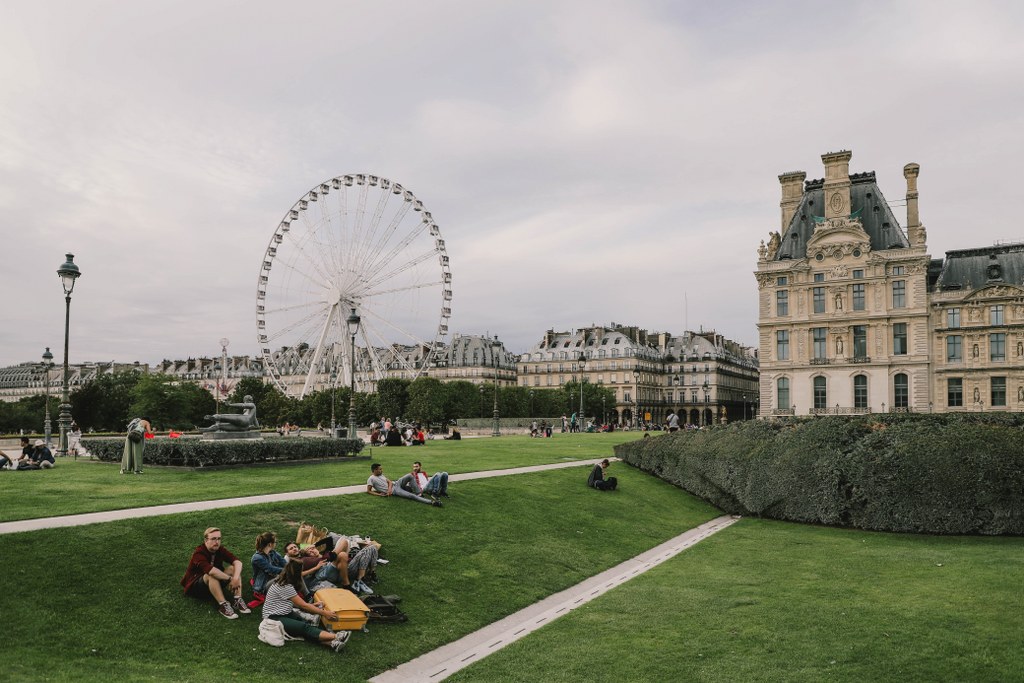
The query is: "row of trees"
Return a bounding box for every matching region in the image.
[0,372,618,434]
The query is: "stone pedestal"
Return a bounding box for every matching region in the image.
[201,431,262,441]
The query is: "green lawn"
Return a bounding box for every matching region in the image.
[0,459,717,682]
[450,518,1024,683]
[0,432,641,522]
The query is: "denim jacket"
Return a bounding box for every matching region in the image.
[251,550,286,594]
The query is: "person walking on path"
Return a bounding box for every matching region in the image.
[121,416,152,474]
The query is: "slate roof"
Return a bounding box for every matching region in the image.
[774,172,910,260]
[933,242,1024,291]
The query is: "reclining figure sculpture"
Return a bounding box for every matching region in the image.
[202,395,260,432]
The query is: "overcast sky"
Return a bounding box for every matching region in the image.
[3,0,1023,369]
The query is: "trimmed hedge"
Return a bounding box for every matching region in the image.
[615,413,1024,535]
[86,436,364,468]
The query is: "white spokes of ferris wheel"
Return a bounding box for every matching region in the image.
[256,174,452,398]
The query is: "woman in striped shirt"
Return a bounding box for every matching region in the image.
[262,559,350,652]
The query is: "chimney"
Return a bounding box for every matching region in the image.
[778,171,806,229]
[821,150,853,221]
[904,163,925,247]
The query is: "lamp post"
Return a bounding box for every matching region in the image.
[217,337,229,414]
[702,380,709,427]
[491,335,501,437]
[56,254,81,459]
[529,389,534,418]
[479,385,484,418]
[42,347,54,447]
[330,368,337,437]
[633,368,640,429]
[743,394,747,421]
[602,395,606,426]
[578,352,586,432]
[347,308,360,440]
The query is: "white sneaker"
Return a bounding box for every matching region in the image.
[330,631,350,652]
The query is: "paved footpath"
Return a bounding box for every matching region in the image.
[370,514,739,683]
[0,458,612,535]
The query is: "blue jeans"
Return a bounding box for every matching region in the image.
[423,472,448,495]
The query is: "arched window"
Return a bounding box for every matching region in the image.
[894,373,909,409]
[813,376,827,410]
[777,377,790,410]
[853,375,868,409]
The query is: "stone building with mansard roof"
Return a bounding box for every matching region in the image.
[756,149,1024,416]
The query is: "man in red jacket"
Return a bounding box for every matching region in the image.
[180,527,251,619]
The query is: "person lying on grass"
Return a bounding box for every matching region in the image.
[180,527,252,620]
[308,532,380,596]
[250,531,287,608]
[262,559,349,653]
[367,462,442,506]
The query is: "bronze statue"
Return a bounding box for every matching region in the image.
[202,395,259,432]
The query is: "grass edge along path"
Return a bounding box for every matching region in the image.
[371,514,739,683]
[0,432,642,522]
[447,517,1024,683]
[0,458,614,535]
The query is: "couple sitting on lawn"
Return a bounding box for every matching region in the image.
[366,461,449,506]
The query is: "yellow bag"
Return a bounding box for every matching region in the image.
[314,588,369,631]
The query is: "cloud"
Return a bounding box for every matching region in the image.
[2,0,1023,369]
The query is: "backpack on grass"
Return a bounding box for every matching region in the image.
[362,595,408,624]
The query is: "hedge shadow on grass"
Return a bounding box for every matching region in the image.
[614,413,1024,535]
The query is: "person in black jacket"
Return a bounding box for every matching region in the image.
[587,459,617,491]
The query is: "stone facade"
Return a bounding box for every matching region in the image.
[756,149,1024,415]
[518,324,758,426]
[929,244,1024,412]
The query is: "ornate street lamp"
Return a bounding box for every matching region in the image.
[56,254,81,458]
[491,335,501,437]
[578,352,586,432]
[347,308,360,440]
[743,394,747,421]
[479,385,484,418]
[42,347,54,447]
[702,380,710,427]
[602,395,606,426]
[633,368,641,429]
[329,367,337,438]
[529,389,534,418]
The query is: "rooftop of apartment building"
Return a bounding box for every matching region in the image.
[932,242,1024,292]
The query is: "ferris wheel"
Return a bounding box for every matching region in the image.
[256,174,452,398]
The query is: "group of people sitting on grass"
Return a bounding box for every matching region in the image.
[369,421,426,447]
[179,460,452,652]
[1,437,55,470]
[181,525,384,653]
